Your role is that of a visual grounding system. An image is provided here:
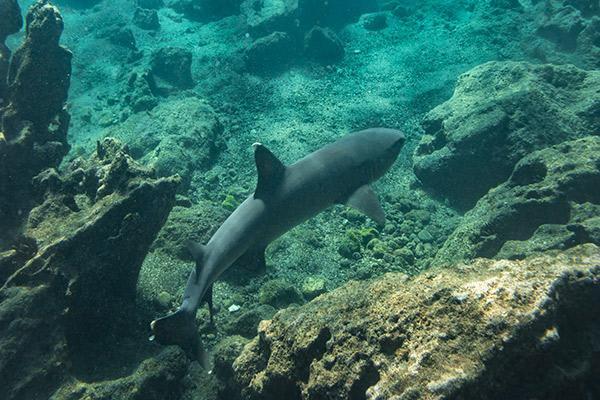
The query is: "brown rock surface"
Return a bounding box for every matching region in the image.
[232,244,600,400]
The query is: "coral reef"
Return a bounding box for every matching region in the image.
[413,61,600,209]
[231,244,600,400]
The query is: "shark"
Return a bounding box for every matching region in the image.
[150,127,405,364]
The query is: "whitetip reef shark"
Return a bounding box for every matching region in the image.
[150,127,405,366]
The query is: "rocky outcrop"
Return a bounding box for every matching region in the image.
[244,32,296,73]
[0,0,71,233]
[150,47,194,92]
[413,61,600,209]
[0,138,179,400]
[101,97,224,190]
[433,136,600,266]
[0,0,22,102]
[231,244,600,400]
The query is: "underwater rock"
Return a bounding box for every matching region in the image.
[124,70,158,112]
[298,0,378,30]
[241,0,299,37]
[232,244,600,399]
[150,46,194,91]
[301,276,327,299]
[133,7,160,30]
[214,335,251,399]
[434,136,600,266]
[222,304,277,338]
[244,31,296,74]
[52,347,189,400]
[0,138,179,399]
[413,61,600,209]
[98,25,138,51]
[303,26,344,64]
[168,0,241,21]
[0,0,71,233]
[537,5,586,50]
[101,97,223,190]
[361,12,388,31]
[0,0,22,104]
[258,278,304,309]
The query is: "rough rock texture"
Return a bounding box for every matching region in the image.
[241,0,299,37]
[303,26,344,64]
[0,138,179,400]
[150,47,194,91]
[0,0,71,236]
[413,61,600,209]
[168,0,241,21]
[433,136,600,266]
[244,31,296,74]
[232,244,600,400]
[102,97,224,189]
[0,0,22,102]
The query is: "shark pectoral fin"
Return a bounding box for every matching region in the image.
[253,143,286,199]
[345,185,386,225]
[202,283,215,324]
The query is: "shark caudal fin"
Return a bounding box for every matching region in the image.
[150,309,211,370]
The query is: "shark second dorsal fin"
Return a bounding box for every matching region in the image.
[253,142,286,199]
[345,185,386,226]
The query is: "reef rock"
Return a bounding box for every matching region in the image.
[241,0,299,37]
[303,26,344,64]
[0,0,71,233]
[0,138,179,400]
[433,136,600,266]
[413,61,600,209]
[232,244,600,399]
[168,0,241,21]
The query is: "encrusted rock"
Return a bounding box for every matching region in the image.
[232,245,600,399]
[133,7,160,30]
[241,0,299,37]
[0,0,71,233]
[0,137,179,400]
[413,61,600,209]
[244,31,296,73]
[150,46,194,91]
[433,136,600,266]
[303,26,344,64]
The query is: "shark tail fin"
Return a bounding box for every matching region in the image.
[150,309,211,371]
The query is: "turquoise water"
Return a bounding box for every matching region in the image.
[1,1,599,399]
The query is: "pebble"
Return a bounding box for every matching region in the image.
[228,304,241,313]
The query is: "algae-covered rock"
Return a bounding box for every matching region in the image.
[303,26,344,64]
[241,0,299,37]
[0,138,179,400]
[222,304,277,338]
[413,61,600,209]
[232,244,600,399]
[258,278,304,308]
[244,31,296,74]
[102,97,224,190]
[0,0,71,235]
[150,46,194,91]
[434,136,600,266]
[301,276,326,299]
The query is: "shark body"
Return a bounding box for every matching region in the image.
[150,128,405,363]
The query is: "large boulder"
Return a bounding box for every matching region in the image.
[241,0,299,37]
[433,136,600,266]
[0,138,180,400]
[0,0,22,106]
[232,244,600,399]
[413,61,600,209]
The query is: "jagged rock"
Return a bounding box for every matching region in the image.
[361,12,388,31]
[433,136,600,266]
[133,7,160,30]
[244,31,296,73]
[102,97,223,190]
[98,25,138,50]
[0,0,71,234]
[413,61,600,209]
[167,0,241,21]
[0,138,179,400]
[232,244,600,400]
[241,0,299,37]
[258,279,304,308]
[303,26,344,64]
[124,70,158,112]
[150,46,194,91]
[0,0,22,106]
[537,5,586,50]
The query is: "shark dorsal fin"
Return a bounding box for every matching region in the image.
[345,185,386,225]
[253,143,286,199]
